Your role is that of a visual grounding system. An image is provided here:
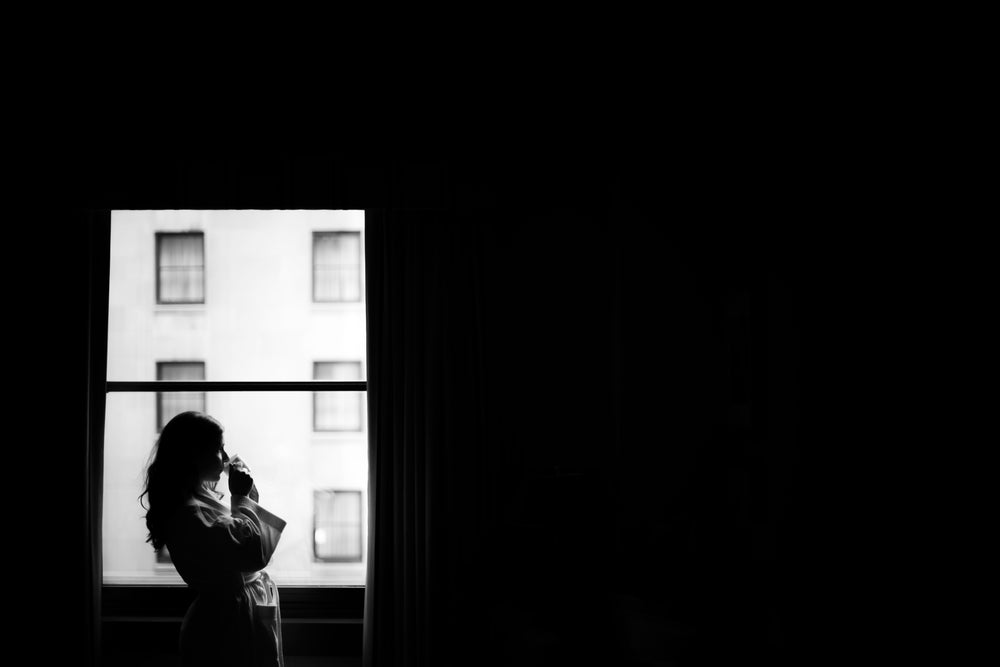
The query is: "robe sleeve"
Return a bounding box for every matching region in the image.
[171,496,287,574]
[231,494,286,568]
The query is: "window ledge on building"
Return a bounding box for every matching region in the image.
[154,304,207,314]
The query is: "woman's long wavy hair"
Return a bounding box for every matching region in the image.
[139,411,225,551]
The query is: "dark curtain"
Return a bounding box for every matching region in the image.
[364,209,489,667]
[85,214,110,667]
[14,208,109,667]
[360,198,804,666]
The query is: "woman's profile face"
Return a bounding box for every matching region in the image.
[197,437,229,483]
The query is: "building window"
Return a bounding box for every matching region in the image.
[157,232,205,303]
[157,362,206,432]
[313,231,361,302]
[314,362,363,431]
[314,490,362,562]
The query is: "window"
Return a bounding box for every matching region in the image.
[314,362,363,431]
[104,210,367,588]
[313,231,361,302]
[156,232,205,303]
[314,490,363,562]
[156,362,206,432]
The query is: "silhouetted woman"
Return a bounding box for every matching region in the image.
[140,411,287,667]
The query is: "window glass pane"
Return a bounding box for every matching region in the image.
[106,210,367,588]
[108,211,366,382]
[103,391,368,586]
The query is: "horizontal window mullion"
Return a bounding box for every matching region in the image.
[107,381,367,392]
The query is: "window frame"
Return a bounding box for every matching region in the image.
[95,212,368,652]
[155,231,206,305]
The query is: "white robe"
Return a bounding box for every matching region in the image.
[165,487,287,667]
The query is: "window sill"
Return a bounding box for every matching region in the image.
[102,585,365,657]
[103,584,364,619]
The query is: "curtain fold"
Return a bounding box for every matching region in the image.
[86,212,111,667]
[364,209,487,667]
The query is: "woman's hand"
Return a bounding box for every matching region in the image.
[227,456,258,500]
[228,466,255,497]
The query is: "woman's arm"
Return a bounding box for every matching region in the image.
[172,500,285,573]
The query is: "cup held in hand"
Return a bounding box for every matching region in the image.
[227,454,251,476]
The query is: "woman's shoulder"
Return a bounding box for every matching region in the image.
[168,499,202,524]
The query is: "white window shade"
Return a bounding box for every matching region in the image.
[313,231,361,302]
